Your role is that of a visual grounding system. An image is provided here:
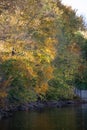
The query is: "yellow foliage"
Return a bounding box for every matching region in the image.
[10,16,18,25]
[0,0,58,101]
[44,38,57,60]
[43,66,53,79]
[45,17,54,22]
[35,86,41,94]
[40,83,48,93]
[35,83,48,94]
[68,43,81,54]
[45,48,56,59]
[28,67,36,76]
[53,7,60,14]
[45,37,57,45]
[32,19,41,28]
[44,66,53,74]
[0,76,13,89]
[0,91,7,98]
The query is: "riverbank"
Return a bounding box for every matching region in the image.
[0,99,87,120]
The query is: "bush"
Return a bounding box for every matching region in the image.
[46,79,74,100]
[8,86,37,104]
[1,59,37,104]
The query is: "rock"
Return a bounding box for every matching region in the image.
[0,108,13,120]
[35,102,45,110]
[0,100,75,120]
[67,100,75,104]
[18,104,29,111]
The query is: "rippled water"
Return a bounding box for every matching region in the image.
[0,104,87,130]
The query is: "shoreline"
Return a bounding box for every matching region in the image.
[0,99,87,120]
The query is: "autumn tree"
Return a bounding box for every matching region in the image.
[0,0,86,104]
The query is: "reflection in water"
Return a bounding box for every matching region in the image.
[0,104,87,130]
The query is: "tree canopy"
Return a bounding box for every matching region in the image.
[0,0,87,107]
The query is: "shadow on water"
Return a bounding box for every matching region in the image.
[0,104,87,130]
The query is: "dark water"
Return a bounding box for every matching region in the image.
[0,104,87,130]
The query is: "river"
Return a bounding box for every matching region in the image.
[0,104,87,130]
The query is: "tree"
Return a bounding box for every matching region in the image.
[0,0,86,105]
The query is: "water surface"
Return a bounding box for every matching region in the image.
[0,104,87,130]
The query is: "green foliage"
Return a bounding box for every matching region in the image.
[74,66,87,90]
[46,78,74,100]
[1,59,37,103]
[46,86,74,100]
[72,32,87,90]
[73,32,87,60]
[0,0,86,107]
[8,87,37,103]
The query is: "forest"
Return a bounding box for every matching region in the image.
[0,0,87,108]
